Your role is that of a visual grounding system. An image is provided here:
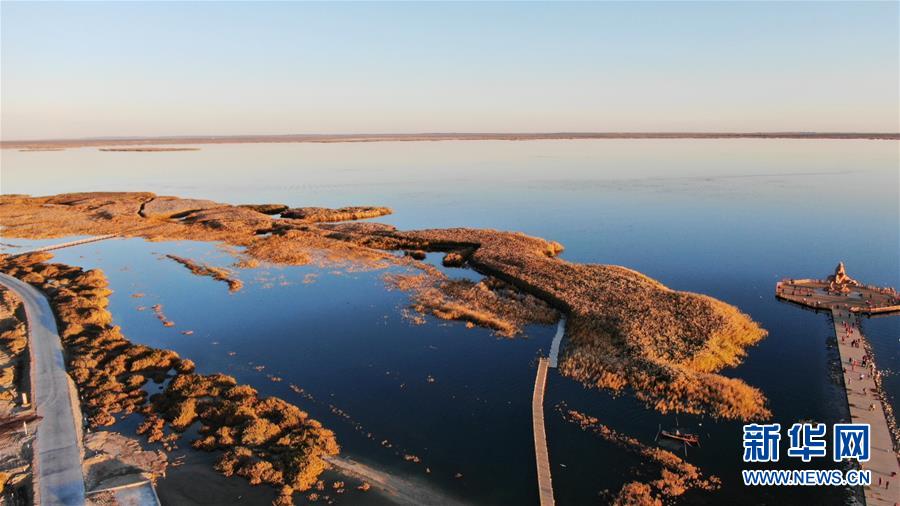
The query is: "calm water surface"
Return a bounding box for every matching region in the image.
[2,140,898,505]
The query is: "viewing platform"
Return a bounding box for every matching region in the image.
[777,263,900,506]
[775,262,900,316]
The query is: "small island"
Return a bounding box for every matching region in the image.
[98,147,200,152]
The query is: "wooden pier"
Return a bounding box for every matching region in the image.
[9,234,119,255]
[532,318,565,504]
[532,357,555,506]
[777,264,900,506]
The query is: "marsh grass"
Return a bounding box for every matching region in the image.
[561,407,720,504]
[1,193,769,419]
[0,253,338,505]
[165,255,243,292]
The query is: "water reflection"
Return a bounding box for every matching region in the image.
[1,139,897,504]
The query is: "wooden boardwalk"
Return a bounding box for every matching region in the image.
[531,317,566,504]
[777,268,900,506]
[12,234,119,255]
[532,357,554,506]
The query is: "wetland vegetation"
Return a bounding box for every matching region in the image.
[0,252,338,504]
[0,192,770,421]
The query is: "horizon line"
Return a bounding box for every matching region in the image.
[3,131,899,147]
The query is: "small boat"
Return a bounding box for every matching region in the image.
[660,429,700,445]
[655,420,702,456]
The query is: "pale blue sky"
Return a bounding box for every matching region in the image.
[1,1,897,139]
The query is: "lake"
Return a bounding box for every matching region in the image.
[1,139,898,504]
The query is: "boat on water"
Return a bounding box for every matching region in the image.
[655,419,702,456]
[660,429,700,445]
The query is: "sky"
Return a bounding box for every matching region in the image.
[1,1,898,140]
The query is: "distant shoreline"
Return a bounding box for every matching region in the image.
[2,131,898,149]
